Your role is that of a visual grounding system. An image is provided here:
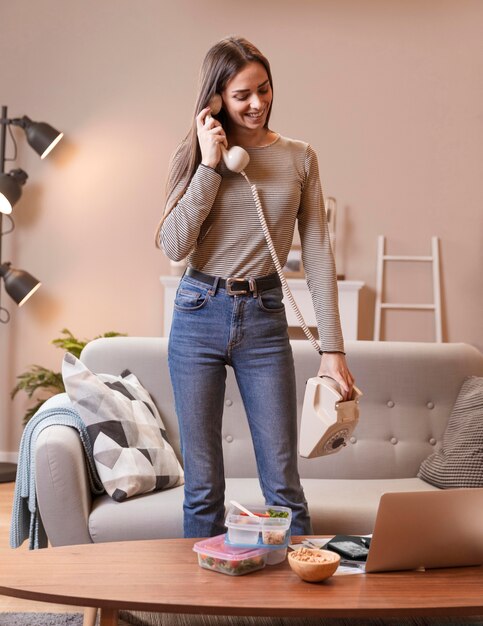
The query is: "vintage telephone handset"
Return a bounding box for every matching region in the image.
[206,94,250,173]
[206,95,362,457]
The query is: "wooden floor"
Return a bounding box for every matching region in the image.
[0,479,82,614]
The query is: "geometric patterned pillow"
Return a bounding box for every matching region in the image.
[418,376,483,489]
[62,353,184,502]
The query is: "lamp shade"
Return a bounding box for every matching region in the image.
[0,262,41,306]
[0,169,28,214]
[21,116,63,159]
[0,175,18,214]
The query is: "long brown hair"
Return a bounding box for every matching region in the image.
[155,36,273,247]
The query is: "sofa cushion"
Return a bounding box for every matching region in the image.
[87,477,439,543]
[62,353,184,502]
[302,477,439,535]
[418,376,483,488]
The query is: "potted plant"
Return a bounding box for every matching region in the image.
[11,328,126,425]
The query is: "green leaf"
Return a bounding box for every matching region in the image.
[51,329,86,358]
[13,328,127,426]
[11,367,64,399]
[267,508,289,518]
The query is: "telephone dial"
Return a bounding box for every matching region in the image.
[299,376,362,458]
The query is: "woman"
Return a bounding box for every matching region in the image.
[155,36,355,539]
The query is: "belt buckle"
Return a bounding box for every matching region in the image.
[226,277,248,296]
[226,276,258,297]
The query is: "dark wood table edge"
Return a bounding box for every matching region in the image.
[1,583,483,619]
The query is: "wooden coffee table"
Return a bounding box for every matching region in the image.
[0,538,483,626]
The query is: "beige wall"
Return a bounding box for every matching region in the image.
[1,0,482,457]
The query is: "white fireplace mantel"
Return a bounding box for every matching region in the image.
[160,276,363,340]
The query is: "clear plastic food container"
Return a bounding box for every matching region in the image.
[265,547,288,565]
[224,504,292,548]
[193,534,269,576]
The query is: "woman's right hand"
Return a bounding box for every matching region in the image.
[196,107,227,169]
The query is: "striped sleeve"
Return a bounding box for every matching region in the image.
[297,145,344,352]
[159,164,222,262]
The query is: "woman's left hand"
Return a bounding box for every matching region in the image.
[317,353,355,401]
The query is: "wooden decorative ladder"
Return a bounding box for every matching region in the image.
[374,235,442,342]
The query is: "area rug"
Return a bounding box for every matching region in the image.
[120,613,483,626]
[0,614,132,626]
[1,613,482,626]
[0,614,83,626]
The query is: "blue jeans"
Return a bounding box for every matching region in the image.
[168,272,312,538]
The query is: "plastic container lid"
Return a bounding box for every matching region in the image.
[193,533,270,561]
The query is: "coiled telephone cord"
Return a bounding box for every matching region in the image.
[240,170,322,355]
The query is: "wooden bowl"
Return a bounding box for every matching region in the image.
[288,548,340,582]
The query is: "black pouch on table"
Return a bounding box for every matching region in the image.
[325,534,372,561]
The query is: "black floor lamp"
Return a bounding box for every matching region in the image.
[0,105,63,482]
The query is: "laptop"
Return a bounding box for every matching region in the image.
[364,488,483,573]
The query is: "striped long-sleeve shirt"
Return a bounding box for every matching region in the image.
[159,134,344,352]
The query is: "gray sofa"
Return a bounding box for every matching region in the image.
[35,338,483,546]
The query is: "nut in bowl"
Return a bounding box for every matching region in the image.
[288,547,340,582]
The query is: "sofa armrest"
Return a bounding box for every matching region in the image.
[35,425,93,546]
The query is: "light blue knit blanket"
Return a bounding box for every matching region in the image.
[9,393,104,550]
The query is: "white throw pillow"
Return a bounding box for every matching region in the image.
[62,353,184,502]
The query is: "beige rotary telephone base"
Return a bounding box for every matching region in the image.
[299,377,362,458]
